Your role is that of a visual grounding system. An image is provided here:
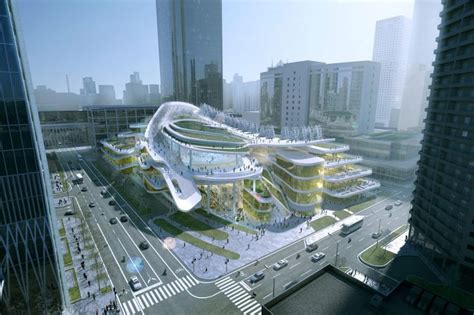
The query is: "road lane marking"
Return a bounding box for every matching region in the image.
[228,288,245,299]
[159,287,167,299]
[301,269,312,277]
[321,246,329,251]
[263,292,273,300]
[171,281,180,293]
[150,290,159,303]
[241,299,259,312]
[245,303,262,314]
[167,283,176,295]
[186,275,196,286]
[162,285,171,297]
[174,280,184,291]
[358,237,365,242]
[181,277,192,288]
[216,277,231,286]
[346,245,352,249]
[289,262,301,270]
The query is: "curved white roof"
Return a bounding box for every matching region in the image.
[276,150,325,166]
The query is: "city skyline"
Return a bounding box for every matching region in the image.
[16,0,414,94]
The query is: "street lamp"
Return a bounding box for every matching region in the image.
[376,218,382,248]
[225,258,229,273]
[264,264,278,298]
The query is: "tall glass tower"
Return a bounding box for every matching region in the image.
[409,0,474,291]
[0,0,66,312]
[156,0,223,110]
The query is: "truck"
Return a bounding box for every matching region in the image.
[75,173,84,184]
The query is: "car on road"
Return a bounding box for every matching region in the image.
[385,205,393,210]
[310,252,326,262]
[100,189,107,195]
[109,218,118,225]
[108,200,116,206]
[65,209,74,216]
[372,232,381,239]
[394,200,402,206]
[129,276,142,291]
[250,271,265,284]
[81,187,88,192]
[139,241,149,250]
[120,215,128,222]
[89,202,95,208]
[273,259,288,271]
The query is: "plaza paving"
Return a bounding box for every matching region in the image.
[150,209,359,280]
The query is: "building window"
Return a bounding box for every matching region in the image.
[462,131,468,137]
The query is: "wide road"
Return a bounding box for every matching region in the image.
[56,148,412,315]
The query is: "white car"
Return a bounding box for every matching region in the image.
[273,259,288,271]
[129,276,142,291]
[394,200,402,206]
[311,252,326,262]
[372,232,381,239]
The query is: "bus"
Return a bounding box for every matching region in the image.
[340,215,364,236]
[305,234,319,252]
[75,173,84,184]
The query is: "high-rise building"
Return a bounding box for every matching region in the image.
[156,0,223,109]
[260,60,379,135]
[409,0,474,291]
[80,76,97,95]
[226,73,260,114]
[147,84,161,105]
[0,0,66,312]
[97,84,117,105]
[372,16,411,128]
[123,72,148,105]
[398,0,442,131]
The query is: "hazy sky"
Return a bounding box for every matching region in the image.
[16,0,415,94]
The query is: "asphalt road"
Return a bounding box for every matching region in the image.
[54,148,413,315]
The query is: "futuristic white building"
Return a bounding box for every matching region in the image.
[100,102,379,221]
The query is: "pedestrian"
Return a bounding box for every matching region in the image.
[88,280,91,286]
[92,293,95,301]
[88,291,91,298]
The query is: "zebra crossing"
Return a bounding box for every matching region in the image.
[215,276,262,315]
[121,275,198,315]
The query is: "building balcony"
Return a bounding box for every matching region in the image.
[117,131,144,138]
[323,154,363,168]
[143,172,166,191]
[109,161,138,171]
[100,139,137,155]
[308,142,350,154]
[323,179,380,198]
[324,167,372,183]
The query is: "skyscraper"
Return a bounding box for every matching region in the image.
[372,16,411,128]
[80,76,97,95]
[156,0,223,109]
[398,0,442,131]
[0,0,66,312]
[97,84,117,105]
[409,0,474,290]
[123,72,148,105]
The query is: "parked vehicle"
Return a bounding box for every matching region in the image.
[120,215,128,222]
[394,200,402,206]
[89,202,95,208]
[385,205,393,210]
[81,186,88,192]
[65,209,74,216]
[249,271,265,284]
[108,200,116,206]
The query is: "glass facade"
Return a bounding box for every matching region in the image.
[0,0,63,311]
[157,0,223,109]
[260,73,282,129]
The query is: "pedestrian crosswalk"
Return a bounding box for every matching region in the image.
[121,275,198,315]
[215,276,262,315]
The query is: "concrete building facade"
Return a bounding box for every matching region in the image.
[409,0,474,291]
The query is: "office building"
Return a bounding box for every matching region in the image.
[343,131,421,183]
[156,0,223,109]
[372,16,411,128]
[148,84,161,105]
[97,84,118,105]
[398,0,442,131]
[34,85,83,111]
[261,60,379,135]
[0,0,66,312]
[80,76,97,95]
[85,105,158,144]
[123,72,148,105]
[409,0,474,290]
[229,74,260,114]
[39,110,89,149]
